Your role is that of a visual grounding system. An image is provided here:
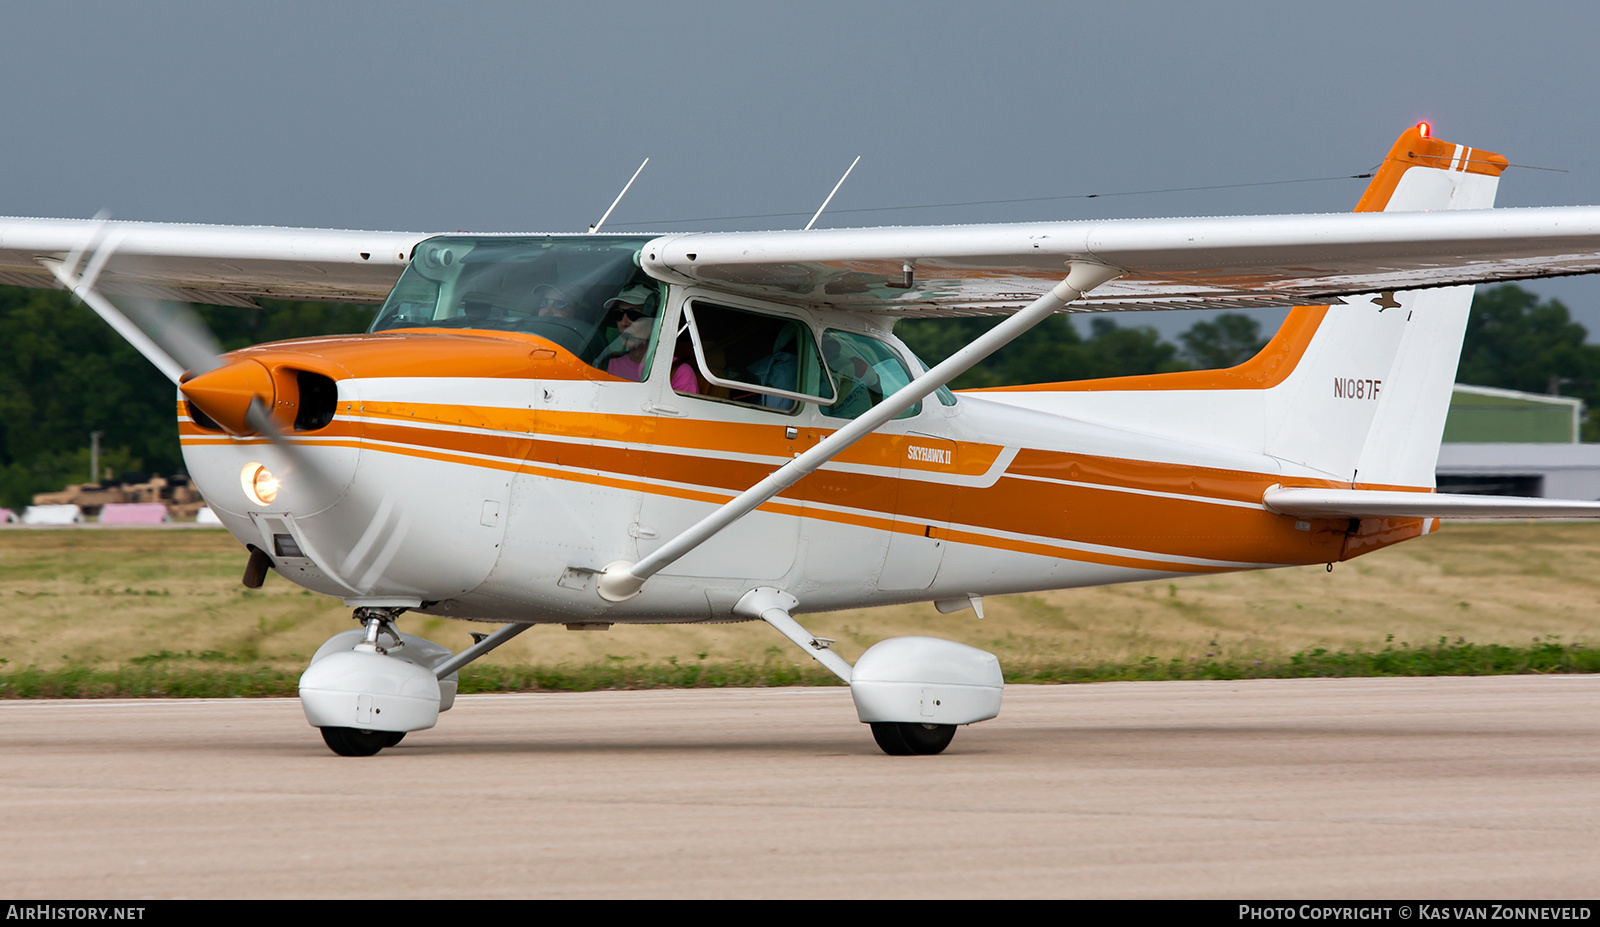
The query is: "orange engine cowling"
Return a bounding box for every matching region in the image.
[180,360,336,436]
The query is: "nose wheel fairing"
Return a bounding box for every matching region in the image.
[300,613,465,755]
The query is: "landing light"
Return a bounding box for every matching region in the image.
[242,462,279,506]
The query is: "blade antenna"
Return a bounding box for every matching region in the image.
[805,156,861,231]
[589,158,649,233]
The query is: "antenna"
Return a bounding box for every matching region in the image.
[589,158,649,233]
[805,156,860,231]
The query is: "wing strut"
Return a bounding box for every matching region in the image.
[595,261,1122,602]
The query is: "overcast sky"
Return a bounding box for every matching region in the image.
[2,1,1597,341]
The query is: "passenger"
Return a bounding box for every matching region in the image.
[670,331,703,395]
[745,327,799,410]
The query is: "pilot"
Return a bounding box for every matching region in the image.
[603,286,698,393]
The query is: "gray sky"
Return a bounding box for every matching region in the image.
[3,0,1597,341]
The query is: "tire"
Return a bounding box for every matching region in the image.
[383,731,406,748]
[320,726,390,757]
[870,722,957,756]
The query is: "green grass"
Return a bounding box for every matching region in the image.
[1005,637,1600,683]
[4,638,1595,699]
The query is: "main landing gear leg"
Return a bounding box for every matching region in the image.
[733,588,1005,757]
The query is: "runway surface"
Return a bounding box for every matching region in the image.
[2,676,1598,899]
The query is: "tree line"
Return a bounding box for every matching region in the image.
[0,284,1592,510]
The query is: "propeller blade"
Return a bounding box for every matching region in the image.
[113,295,227,380]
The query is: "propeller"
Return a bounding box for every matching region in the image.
[50,219,338,495]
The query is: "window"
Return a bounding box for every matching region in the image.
[896,341,958,407]
[368,235,661,373]
[681,301,832,413]
[819,330,922,420]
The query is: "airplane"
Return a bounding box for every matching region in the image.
[4,123,1600,757]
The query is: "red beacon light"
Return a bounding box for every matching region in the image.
[1417,121,1431,138]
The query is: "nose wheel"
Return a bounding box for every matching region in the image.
[870,722,957,756]
[320,726,393,757]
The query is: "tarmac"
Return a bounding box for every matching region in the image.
[2,675,1597,898]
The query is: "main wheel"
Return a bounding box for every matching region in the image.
[383,731,406,747]
[870,722,957,756]
[320,726,390,757]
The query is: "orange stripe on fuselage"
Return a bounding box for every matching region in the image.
[183,397,1403,568]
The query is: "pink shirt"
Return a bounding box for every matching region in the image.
[607,356,699,394]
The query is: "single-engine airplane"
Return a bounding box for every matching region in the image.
[5,124,1600,756]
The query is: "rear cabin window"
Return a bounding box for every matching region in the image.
[820,330,921,420]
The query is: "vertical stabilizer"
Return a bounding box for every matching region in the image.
[1264,126,1506,486]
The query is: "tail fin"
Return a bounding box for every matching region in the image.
[1265,125,1507,487]
[974,125,1510,488]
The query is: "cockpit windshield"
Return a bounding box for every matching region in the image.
[368,235,659,363]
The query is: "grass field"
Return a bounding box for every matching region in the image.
[0,523,1597,694]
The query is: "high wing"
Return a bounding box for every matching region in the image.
[0,217,426,307]
[7,208,1600,315]
[638,206,1600,317]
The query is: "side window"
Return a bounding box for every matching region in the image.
[682,301,830,413]
[820,330,921,421]
[901,344,958,406]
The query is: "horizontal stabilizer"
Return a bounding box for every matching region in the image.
[1263,487,1600,519]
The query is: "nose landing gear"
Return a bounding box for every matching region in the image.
[300,607,452,756]
[300,608,530,756]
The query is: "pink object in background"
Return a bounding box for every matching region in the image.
[98,503,169,525]
[0,508,15,524]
